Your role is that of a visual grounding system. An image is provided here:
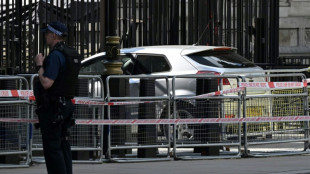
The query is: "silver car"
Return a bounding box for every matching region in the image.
[81,45,263,95]
[80,45,264,139]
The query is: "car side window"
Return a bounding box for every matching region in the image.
[122,58,134,75]
[132,55,170,74]
[80,58,107,75]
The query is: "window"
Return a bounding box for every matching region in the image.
[80,57,107,74]
[187,51,256,68]
[81,55,133,75]
[132,55,170,74]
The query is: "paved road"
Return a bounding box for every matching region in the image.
[1,154,310,174]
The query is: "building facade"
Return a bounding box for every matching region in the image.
[280,0,310,56]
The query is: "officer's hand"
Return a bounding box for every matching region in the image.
[35,53,45,66]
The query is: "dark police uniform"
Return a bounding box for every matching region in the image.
[37,42,74,174]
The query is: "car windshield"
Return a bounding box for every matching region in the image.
[187,51,256,68]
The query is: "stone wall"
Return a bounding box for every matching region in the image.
[279,0,310,56]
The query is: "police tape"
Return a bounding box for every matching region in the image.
[27,97,164,106]
[71,98,164,106]
[0,87,246,105]
[0,118,39,123]
[1,116,310,125]
[0,81,307,106]
[239,82,307,88]
[305,78,310,84]
[0,90,165,106]
[181,87,245,99]
[0,90,34,97]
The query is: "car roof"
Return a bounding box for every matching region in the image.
[82,45,236,63]
[120,45,236,55]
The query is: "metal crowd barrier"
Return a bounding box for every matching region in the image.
[171,74,242,160]
[2,71,310,166]
[106,75,172,162]
[0,76,31,168]
[70,75,105,163]
[19,74,105,164]
[240,73,310,157]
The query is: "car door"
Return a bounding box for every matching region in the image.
[80,55,133,97]
[122,54,171,97]
[79,56,107,97]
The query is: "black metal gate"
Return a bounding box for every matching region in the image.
[0,0,279,74]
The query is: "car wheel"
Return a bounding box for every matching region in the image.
[160,102,196,142]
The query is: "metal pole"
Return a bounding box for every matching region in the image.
[138,0,142,46]
[302,76,310,151]
[188,0,193,45]
[237,0,243,55]
[158,0,162,45]
[122,0,128,47]
[0,0,3,71]
[233,0,236,47]
[151,0,157,45]
[91,0,96,55]
[108,0,118,36]
[162,0,168,45]
[5,0,10,72]
[206,0,211,45]
[241,77,248,156]
[245,0,249,59]
[143,0,148,46]
[170,0,179,45]
[181,0,186,45]
[80,0,85,58]
[218,0,223,46]
[103,0,124,156]
[269,0,279,66]
[193,0,199,44]
[227,0,232,46]
[100,0,106,51]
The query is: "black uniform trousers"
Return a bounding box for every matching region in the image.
[38,99,74,174]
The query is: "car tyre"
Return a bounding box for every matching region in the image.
[160,102,196,143]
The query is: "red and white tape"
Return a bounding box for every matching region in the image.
[195,87,245,98]
[1,116,310,125]
[0,90,164,106]
[183,87,245,99]
[0,118,38,124]
[304,79,310,84]
[0,81,308,106]
[71,98,163,106]
[0,90,34,97]
[71,116,310,125]
[239,82,307,88]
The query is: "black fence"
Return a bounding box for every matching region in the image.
[1,0,279,74]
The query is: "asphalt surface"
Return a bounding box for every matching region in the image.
[1,154,310,174]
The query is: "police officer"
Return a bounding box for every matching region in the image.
[34,22,77,174]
